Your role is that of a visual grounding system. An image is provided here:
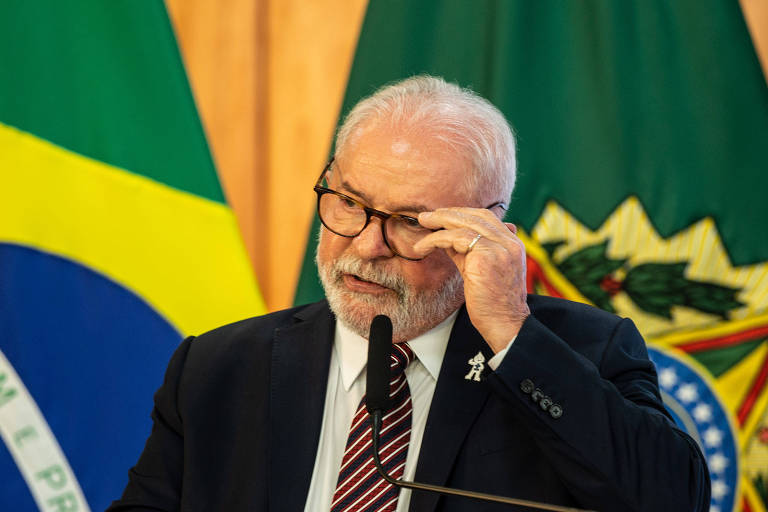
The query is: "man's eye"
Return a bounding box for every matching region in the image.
[399,216,424,230]
[341,198,357,209]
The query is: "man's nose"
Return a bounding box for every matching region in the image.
[352,217,394,260]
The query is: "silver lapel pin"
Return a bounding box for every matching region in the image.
[464,351,485,382]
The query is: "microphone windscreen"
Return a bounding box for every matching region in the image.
[366,315,392,413]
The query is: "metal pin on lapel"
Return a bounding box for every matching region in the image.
[464,351,485,382]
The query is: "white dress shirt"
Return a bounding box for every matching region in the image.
[303,310,514,511]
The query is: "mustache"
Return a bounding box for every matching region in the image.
[330,255,408,296]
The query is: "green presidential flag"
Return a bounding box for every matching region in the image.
[296,2,768,511]
[0,2,264,510]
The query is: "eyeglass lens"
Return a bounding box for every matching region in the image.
[318,192,431,259]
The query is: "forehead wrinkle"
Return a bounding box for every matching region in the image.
[337,174,432,215]
[340,179,431,214]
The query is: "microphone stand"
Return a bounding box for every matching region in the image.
[370,411,596,512]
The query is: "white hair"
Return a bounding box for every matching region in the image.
[335,75,517,204]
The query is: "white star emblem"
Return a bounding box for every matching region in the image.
[704,426,724,448]
[676,383,698,403]
[711,479,729,500]
[693,403,712,423]
[708,453,729,473]
[658,367,678,388]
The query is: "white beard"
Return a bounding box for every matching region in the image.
[316,246,464,342]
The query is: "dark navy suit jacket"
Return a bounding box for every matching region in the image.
[109,295,710,511]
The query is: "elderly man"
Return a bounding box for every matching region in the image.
[110,76,710,512]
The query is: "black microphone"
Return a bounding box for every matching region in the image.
[365,315,596,512]
[366,315,393,414]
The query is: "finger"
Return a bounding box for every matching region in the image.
[431,207,510,231]
[505,222,517,235]
[413,228,491,256]
[419,207,500,232]
[419,208,516,252]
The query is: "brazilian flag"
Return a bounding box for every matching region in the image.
[296,2,768,511]
[0,2,264,510]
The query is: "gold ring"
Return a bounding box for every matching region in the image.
[467,233,483,252]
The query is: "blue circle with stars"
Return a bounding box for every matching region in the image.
[648,346,739,512]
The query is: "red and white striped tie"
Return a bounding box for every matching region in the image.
[330,343,415,512]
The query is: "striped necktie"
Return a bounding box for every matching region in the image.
[331,342,415,512]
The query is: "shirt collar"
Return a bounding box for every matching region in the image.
[335,309,460,391]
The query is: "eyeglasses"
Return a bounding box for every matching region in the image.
[313,158,507,261]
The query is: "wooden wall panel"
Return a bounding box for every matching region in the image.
[167,0,366,310]
[266,0,368,309]
[741,0,768,84]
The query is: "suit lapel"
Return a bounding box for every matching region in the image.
[410,307,495,512]
[268,301,335,512]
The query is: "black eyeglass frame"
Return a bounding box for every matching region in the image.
[313,157,508,261]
